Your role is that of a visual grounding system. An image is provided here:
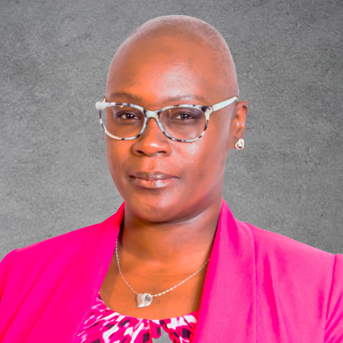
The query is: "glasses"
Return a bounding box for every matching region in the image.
[95,96,238,143]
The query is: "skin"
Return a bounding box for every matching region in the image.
[100,16,248,320]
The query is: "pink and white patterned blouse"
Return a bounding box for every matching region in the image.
[75,292,198,343]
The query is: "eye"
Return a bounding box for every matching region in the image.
[172,112,196,120]
[117,112,140,120]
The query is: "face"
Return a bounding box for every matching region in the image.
[105,33,246,223]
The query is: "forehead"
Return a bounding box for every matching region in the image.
[106,34,225,108]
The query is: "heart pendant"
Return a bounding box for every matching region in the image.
[137,293,153,308]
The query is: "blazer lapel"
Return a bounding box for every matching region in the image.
[193,199,256,342]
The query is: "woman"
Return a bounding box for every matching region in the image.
[0,15,342,343]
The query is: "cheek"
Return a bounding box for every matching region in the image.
[182,138,226,184]
[207,117,231,163]
[105,139,129,183]
[196,130,229,181]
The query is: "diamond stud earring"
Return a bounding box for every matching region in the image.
[235,138,244,150]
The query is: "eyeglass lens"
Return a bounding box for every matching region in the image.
[103,105,207,140]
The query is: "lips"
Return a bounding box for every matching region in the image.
[130,171,178,189]
[131,171,176,181]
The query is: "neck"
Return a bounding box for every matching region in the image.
[119,196,223,272]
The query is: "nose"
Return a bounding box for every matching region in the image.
[132,118,172,157]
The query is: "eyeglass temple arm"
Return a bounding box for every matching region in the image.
[211,97,238,111]
[95,97,112,111]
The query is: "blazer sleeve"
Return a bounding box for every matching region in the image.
[325,254,343,342]
[0,250,16,303]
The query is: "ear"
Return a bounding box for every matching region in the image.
[229,100,248,150]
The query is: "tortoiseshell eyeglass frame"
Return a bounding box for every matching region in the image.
[95,96,238,143]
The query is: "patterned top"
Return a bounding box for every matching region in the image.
[75,292,198,343]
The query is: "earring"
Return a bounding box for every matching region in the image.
[235,138,244,150]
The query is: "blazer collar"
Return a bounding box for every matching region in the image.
[93,199,257,342]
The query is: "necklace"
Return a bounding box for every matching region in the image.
[115,238,210,308]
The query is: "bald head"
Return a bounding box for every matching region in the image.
[106,15,239,107]
[108,15,239,96]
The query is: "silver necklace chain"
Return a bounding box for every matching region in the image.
[115,238,210,298]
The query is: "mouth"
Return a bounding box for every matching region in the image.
[130,171,178,189]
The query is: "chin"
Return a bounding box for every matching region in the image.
[125,192,185,223]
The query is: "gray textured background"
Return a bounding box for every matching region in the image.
[1,0,342,260]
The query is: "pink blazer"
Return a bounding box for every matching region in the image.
[1,199,342,342]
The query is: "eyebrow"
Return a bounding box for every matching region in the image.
[107,91,209,104]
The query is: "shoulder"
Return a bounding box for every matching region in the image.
[2,222,94,263]
[0,215,113,288]
[237,219,336,264]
